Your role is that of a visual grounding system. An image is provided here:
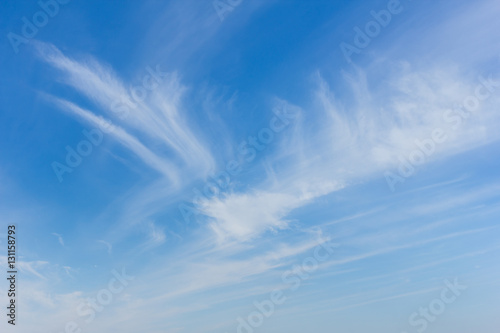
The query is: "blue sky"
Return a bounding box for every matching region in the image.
[1,0,500,332]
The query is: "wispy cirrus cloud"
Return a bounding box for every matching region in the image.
[199,61,500,244]
[34,42,215,185]
[52,232,65,247]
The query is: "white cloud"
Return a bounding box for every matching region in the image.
[144,221,167,248]
[199,62,500,243]
[35,42,215,183]
[52,232,65,247]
